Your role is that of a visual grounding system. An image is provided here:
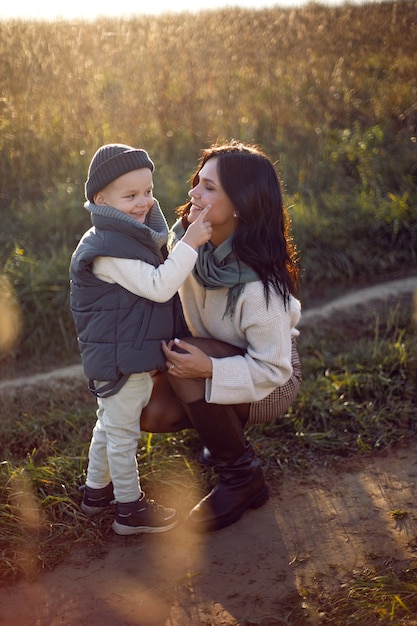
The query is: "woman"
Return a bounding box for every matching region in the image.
[141,141,301,533]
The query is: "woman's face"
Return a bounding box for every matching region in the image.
[188,157,236,244]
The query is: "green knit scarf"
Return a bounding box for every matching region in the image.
[172,218,259,318]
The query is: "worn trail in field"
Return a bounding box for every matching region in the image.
[1,443,417,625]
[1,275,417,625]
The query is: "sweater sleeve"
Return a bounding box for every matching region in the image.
[92,240,197,302]
[205,290,300,404]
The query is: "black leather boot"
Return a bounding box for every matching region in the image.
[196,445,216,467]
[184,399,269,532]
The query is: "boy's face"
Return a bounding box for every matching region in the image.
[94,168,154,223]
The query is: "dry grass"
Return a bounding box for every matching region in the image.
[1,4,417,621]
[1,294,416,599]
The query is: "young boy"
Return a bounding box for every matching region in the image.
[70,143,211,535]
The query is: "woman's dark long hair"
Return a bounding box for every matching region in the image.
[177,141,299,304]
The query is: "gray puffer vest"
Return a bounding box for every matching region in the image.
[70,211,189,397]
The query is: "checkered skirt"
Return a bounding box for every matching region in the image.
[247,338,302,425]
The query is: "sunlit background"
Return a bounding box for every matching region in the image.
[0,0,370,20]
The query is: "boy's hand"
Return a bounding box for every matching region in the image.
[181,206,212,249]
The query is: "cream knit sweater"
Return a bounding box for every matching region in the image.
[92,244,301,406]
[178,274,301,405]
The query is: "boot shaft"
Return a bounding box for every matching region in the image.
[184,399,246,462]
[187,446,269,532]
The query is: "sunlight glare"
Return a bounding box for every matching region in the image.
[0,0,363,20]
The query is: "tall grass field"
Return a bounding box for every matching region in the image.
[0,0,416,363]
[0,2,417,623]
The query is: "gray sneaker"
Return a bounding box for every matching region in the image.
[80,483,115,516]
[112,496,178,535]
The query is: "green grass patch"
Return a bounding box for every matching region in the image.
[1,5,416,615]
[1,2,417,362]
[314,565,417,625]
[1,293,416,608]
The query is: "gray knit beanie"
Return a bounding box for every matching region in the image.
[85,143,154,202]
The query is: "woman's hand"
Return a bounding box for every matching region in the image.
[162,338,213,378]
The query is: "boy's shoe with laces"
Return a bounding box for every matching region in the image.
[112,495,178,535]
[80,482,115,516]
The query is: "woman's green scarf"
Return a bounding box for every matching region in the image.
[172,218,259,318]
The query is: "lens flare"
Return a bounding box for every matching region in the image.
[0,275,21,354]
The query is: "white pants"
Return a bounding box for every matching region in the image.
[86,372,153,503]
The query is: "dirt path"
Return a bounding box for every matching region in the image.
[1,443,417,626]
[1,275,417,626]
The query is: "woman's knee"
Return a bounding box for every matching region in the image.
[179,336,244,359]
[167,375,206,404]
